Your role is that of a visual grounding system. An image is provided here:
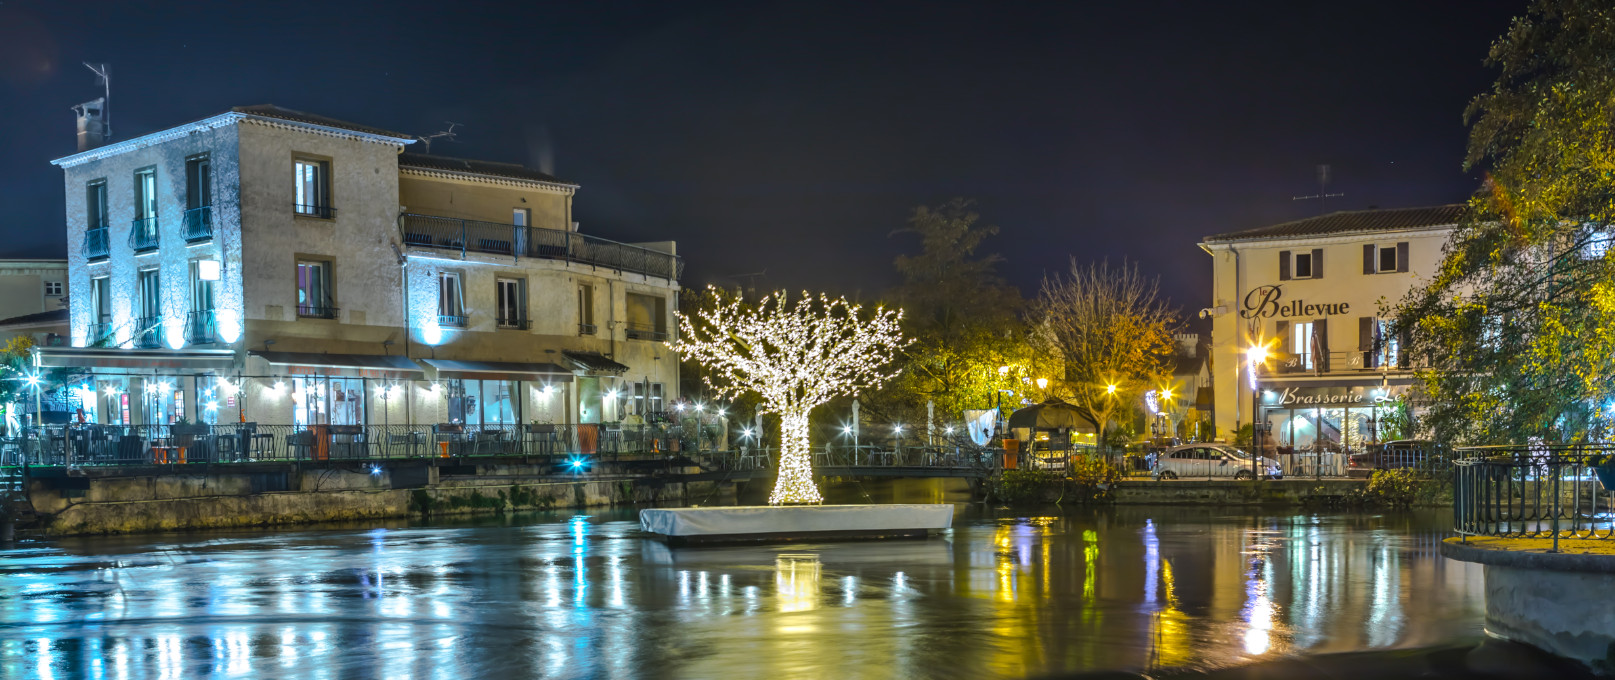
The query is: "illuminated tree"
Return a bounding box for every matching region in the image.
[672,287,909,504]
[1394,0,1615,443]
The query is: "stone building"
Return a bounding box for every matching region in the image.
[1198,205,1460,451]
[42,105,681,434]
[0,259,70,348]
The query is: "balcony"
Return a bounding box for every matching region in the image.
[579,323,597,336]
[130,217,159,252]
[134,316,162,349]
[399,213,683,280]
[438,314,468,328]
[497,317,532,330]
[294,203,336,219]
[1267,351,1409,376]
[625,323,669,342]
[183,206,213,242]
[83,226,110,260]
[86,321,113,346]
[187,310,216,344]
[297,304,338,319]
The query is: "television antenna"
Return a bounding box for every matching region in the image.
[416,121,462,154]
[83,62,111,137]
[1292,164,1344,213]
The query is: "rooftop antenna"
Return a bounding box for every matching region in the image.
[416,121,461,154]
[1292,164,1344,213]
[84,63,110,137]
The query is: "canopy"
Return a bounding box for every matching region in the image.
[1007,399,1092,430]
[248,350,423,379]
[422,359,573,382]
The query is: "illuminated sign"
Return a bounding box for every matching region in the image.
[1240,285,1350,319]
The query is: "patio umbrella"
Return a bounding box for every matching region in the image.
[1006,399,1090,430]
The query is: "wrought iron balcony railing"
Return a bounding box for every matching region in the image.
[297,304,338,319]
[625,323,669,342]
[497,317,532,330]
[134,316,163,348]
[86,321,113,346]
[294,204,336,219]
[399,213,683,280]
[130,217,159,252]
[438,314,468,328]
[579,323,597,336]
[187,310,217,344]
[183,206,213,242]
[84,226,110,260]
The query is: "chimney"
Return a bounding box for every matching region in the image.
[73,97,109,152]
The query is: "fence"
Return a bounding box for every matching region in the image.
[399,213,683,280]
[1453,444,1615,551]
[0,422,724,468]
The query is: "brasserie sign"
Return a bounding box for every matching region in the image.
[1265,385,1405,407]
[1240,284,1350,319]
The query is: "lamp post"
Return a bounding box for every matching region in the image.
[1245,343,1269,483]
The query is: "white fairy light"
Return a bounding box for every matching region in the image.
[670,287,909,505]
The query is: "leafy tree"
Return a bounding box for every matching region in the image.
[1031,260,1178,452]
[1394,0,1615,443]
[884,199,1031,419]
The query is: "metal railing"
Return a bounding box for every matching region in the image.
[399,213,683,280]
[579,323,597,336]
[297,304,338,319]
[83,226,110,259]
[625,323,668,341]
[438,314,467,328]
[187,310,216,344]
[294,204,337,219]
[183,206,213,241]
[1454,444,1615,551]
[130,217,159,251]
[133,316,162,349]
[85,321,113,346]
[497,317,532,330]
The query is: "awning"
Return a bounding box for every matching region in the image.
[421,359,574,382]
[562,350,630,375]
[35,347,237,372]
[248,351,423,379]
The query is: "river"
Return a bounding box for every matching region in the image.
[0,481,1482,679]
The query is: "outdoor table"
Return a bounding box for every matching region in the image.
[151,445,185,464]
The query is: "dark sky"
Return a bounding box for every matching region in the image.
[0,0,1524,312]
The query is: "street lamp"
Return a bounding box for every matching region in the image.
[1035,377,1048,391]
[1245,342,1271,481]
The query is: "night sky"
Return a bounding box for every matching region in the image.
[0,0,1524,313]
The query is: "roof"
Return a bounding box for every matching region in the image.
[1202,205,1465,243]
[230,105,415,140]
[562,350,630,374]
[400,153,572,186]
[0,308,67,328]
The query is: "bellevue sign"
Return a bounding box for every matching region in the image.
[1240,285,1350,319]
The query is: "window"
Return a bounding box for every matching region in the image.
[1279,248,1323,280]
[296,260,334,318]
[631,382,665,416]
[188,260,216,344]
[1292,321,1315,370]
[438,272,465,326]
[184,155,213,241]
[86,180,108,230]
[132,168,159,251]
[625,292,667,341]
[1378,319,1399,368]
[43,281,62,297]
[1584,229,1613,260]
[496,277,526,328]
[1364,242,1409,274]
[578,284,595,334]
[137,269,161,348]
[294,159,332,217]
[513,208,530,227]
[89,276,111,342]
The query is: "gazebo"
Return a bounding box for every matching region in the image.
[1006,398,1097,467]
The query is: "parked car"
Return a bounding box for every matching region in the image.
[1152,443,1281,480]
[1348,439,1443,473]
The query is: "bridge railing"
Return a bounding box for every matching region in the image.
[1454,444,1615,551]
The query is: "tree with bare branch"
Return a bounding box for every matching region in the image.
[1031,260,1178,450]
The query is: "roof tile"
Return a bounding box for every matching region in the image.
[1203,204,1465,243]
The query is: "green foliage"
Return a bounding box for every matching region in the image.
[1364,469,1421,508]
[1068,453,1123,501]
[1394,1,1615,444]
[991,469,1065,504]
[408,489,436,515]
[991,455,1121,504]
[1233,423,1255,448]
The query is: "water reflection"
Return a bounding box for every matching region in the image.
[0,504,1482,679]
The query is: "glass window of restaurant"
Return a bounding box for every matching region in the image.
[292,376,366,426]
[444,379,522,429]
[1265,401,1400,453]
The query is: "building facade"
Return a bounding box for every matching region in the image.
[1199,205,1461,451]
[0,259,69,348]
[45,105,681,433]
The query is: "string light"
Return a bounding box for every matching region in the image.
[671,287,909,505]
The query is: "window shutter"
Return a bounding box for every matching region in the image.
[1396,242,1409,272]
[1364,244,1376,274]
[1359,316,1375,368]
[1279,251,1291,280]
[1311,248,1324,279]
[1276,320,1290,357]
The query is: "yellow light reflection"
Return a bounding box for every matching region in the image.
[775,554,821,614]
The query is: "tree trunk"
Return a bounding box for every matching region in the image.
[768,409,822,505]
